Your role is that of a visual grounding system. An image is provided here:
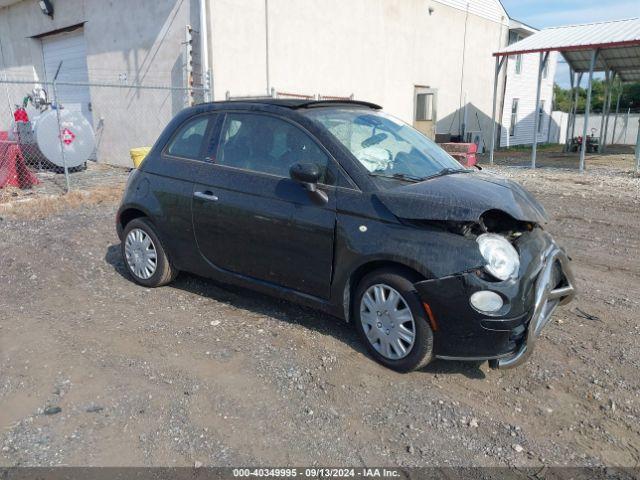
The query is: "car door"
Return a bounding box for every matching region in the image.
[192,111,341,299]
[142,113,215,268]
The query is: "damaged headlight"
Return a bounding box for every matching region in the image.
[477,233,520,281]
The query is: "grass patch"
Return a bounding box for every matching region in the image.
[0,184,124,220]
[499,143,561,152]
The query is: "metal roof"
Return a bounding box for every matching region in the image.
[494,18,640,82]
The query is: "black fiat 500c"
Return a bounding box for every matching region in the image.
[116,99,576,372]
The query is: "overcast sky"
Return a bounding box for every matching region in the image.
[500,0,640,87]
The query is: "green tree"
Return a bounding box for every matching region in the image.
[619,82,640,111]
[553,84,573,112]
[553,80,640,113]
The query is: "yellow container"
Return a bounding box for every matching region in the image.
[130,147,151,168]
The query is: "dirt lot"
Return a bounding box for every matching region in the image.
[0,149,639,468]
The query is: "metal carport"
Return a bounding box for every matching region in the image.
[488,18,640,172]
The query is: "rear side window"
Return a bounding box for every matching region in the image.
[166,116,209,159]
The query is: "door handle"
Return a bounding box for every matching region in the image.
[194,191,219,201]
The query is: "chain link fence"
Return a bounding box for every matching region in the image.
[0,77,208,203]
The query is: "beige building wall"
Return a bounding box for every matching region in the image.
[0,0,195,87]
[209,0,509,144]
[0,0,198,166]
[1,0,512,164]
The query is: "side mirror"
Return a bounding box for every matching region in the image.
[290,162,321,187]
[289,162,328,205]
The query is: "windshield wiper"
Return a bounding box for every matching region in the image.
[425,167,470,179]
[371,168,470,183]
[370,172,426,183]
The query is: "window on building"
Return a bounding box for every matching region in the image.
[217,113,339,185]
[542,60,549,79]
[509,99,519,137]
[538,101,545,133]
[166,116,210,159]
[415,93,434,121]
[515,54,523,75]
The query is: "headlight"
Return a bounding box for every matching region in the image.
[477,233,520,281]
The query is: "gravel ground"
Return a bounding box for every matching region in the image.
[0,152,639,467]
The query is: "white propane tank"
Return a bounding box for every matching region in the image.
[29,109,96,169]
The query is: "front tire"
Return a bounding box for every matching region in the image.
[354,269,433,372]
[121,218,177,287]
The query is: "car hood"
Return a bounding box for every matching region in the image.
[374,172,548,224]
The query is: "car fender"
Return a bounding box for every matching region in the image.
[331,213,485,320]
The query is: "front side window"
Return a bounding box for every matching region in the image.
[304,108,465,184]
[216,113,338,185]
[166,116,209,159]
[538,100,545,133]
[509,99,519,137]
[515,54,523,75]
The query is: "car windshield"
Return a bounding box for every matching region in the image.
[304,107,467,182]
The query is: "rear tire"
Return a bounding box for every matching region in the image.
[121,218,177,287]
[354,268,433,372]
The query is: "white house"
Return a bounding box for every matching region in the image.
[499,19,558,147]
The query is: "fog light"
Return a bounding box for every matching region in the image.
[470,291,503,313]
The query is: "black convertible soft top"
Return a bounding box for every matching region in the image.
[208,99,382,110]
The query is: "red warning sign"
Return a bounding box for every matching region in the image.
[60,128,76,145]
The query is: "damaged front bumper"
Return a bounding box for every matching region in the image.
[414,229,576,369]
[491,243,575,369]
